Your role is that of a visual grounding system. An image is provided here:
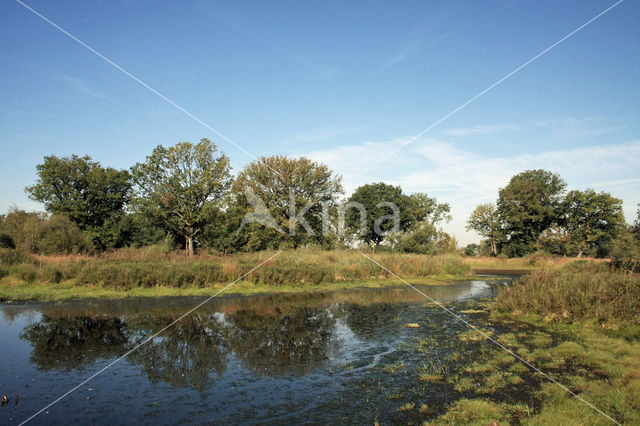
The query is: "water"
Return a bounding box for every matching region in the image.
[0,279,512,424]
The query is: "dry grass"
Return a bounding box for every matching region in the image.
[494,261,640,325]
[0,247,472,292]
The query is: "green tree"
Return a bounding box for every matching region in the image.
[497,169,566,256]
[0,208,91,254]
[560,189,625,257]
[25,154,131,250]
[131,139,231,256]
[36,215,92,254]
[345,183,412,247]
[230,156,343,251]
[464,243,479,256]
[0,208,44,253]
[435,231,458,254]
[395,222,438,254]
[406,193,451,225]
[466,203,503,256]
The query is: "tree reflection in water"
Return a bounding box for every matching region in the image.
[19,305,339,390]
[18,286,473,393]
[127,313,228,392]
[224,307,337,374]
[20,315,129,370]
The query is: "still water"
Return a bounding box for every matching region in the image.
[0,279,511,424]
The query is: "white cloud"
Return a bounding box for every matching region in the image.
[306,138,640,245]
[443,123,520,137]
[280,126,367,145]
[55,73,133,109]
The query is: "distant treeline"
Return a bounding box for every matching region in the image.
[465,169,640,264]
[0,139,455,257]
[0,139,638,266]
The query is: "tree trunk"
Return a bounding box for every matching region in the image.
[491,239,497,256]
[577,249,583,259]
[186,235,194,257]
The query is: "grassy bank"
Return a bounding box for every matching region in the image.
[422,261,640,424]
[426,315,640,425]
[0,247,473,301]
[494,261,640,331]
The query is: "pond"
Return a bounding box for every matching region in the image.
[0,278,515,424]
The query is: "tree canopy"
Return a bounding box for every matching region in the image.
[497,169,566,256]
[345,183,450,249]
[345,183,410,247]
[229,155,343,251]
[466,203,503,256]
[469,170,627,258]
[131,139,231,256]
[25,154,131,250]
[561,189,624,257]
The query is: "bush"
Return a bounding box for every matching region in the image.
[9,263,38,282]
[37,215,93,254]
[0,233,15,249]
[610,228,640,273]
[0,248,30,266]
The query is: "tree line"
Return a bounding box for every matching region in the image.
[0,139,456,256]
[465,169,637,259]
[1,140,636,260]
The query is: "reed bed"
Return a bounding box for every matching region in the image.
[494,261,640,324]
[0,247,472,290]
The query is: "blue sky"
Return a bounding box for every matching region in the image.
[1,0,638,244]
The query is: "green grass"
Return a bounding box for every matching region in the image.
[494,261,640,326]
[433,321,640,425]
[0,274,469,302]
[425,261,640,425]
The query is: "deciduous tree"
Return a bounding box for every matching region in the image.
[497,169,566,256]
[466,203,503,256]
[131,139,231,256]
[231,155,343,250]
[25,155,131,250]
[560,189,624,257]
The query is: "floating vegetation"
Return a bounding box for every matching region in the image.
[458,328,495,342]
[459,309,486,314]
[380,362,406,374]
[397,402,415,412]
[418,356,449,382]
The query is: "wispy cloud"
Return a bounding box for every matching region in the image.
[306,137,640,244]
[443,117,623,140]
[54,73,131,108]
[378,1,519,74]
[443,123,520,137]
[281,125,367,146]
[530,117,625,141]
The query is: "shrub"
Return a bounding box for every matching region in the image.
[610,228,640,273]
[9,263,38,282]
[37,215,93,254]
[0,233,15,249]
[0,248,30,266]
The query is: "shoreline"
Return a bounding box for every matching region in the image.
[0,272,513,303]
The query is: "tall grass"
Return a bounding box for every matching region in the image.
[0,247,472,290]
[494,261,640,324]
